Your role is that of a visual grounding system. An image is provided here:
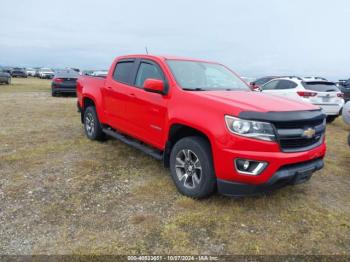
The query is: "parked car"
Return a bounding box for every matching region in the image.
[342,101,350,145]
[2,67,13,75]
[76,55,326,198]
[261,77,344,123]
[91,70,108,78]
[26,68,36,76]
[51,70,79,97]
[11,68,27,78]
[38,68,54,79]
[339,78,350,102]
[0,69,11,84]
[82,70,94,76]
[336,79,347,87]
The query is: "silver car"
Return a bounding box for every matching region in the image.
[342,101,350,145]
[0,69,11,84]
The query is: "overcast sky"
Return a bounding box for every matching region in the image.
[0,0,349,79]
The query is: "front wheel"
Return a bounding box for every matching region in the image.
[170,136,216,198]
[83,106,105,141]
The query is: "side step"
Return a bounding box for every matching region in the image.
[102,128,163,160]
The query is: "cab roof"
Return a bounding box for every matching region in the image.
[115,54,217,64]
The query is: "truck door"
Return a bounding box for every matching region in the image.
[125,59,168,149]
[102,59,137,131]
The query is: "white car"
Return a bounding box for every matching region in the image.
[91,70,108,77]
[261,77,345,123]
[38,68,55,79]
[25,68,36,76]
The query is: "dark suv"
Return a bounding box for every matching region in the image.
[0,69,11,84]
[339,79,350,102]
[11,68,27,78]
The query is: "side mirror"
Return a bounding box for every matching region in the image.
[144,79,164,94]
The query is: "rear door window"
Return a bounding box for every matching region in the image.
[113,60,135,85]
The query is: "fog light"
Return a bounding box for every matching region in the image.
[235,159,268,176]
[243,160,250,170]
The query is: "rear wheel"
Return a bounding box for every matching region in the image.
[326,115,337,123]
[84,106,106,141]
[170,136,216,198]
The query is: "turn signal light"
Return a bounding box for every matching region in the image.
[337,93,344,98]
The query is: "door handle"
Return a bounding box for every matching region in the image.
[129,93,136,97]
[107,86,112,89]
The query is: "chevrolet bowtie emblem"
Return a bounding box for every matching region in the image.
[303,128,316,138]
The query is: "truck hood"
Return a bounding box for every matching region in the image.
[194,90,319,113]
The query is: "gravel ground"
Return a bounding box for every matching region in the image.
[0,78,349,255]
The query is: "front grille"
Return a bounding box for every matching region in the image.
[273,118,324,129]
[279,136,322,150]
[273,120,325,152]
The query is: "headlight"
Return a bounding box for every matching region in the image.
[225,115,276,141]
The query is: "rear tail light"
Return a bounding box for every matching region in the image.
[297,91,317,98]
[53,78,64,83]
[337,93,344,98]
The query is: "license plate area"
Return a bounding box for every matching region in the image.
[322,97,330,102]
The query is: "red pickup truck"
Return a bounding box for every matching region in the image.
[77,55,326,198]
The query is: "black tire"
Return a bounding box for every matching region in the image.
[170,136,216,198]
[51,91,57,97]
[326,115,337,123]
[348,134,350,146]
[83,106,105,141]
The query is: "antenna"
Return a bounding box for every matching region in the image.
[145,46,149,54]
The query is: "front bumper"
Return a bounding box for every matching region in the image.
[52,86,76,94]
[217,158,324,196]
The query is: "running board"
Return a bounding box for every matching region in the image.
[102,128,163,160]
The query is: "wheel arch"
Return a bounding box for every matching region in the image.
[81,96,96,123]
[164,123,214,168]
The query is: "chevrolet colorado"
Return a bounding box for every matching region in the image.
[77,55,326,198]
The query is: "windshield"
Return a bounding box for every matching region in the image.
[302,81,340,92]
[166,60,249,91]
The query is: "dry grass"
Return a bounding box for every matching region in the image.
[0,78,349,255]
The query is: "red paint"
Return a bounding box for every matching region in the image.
[77,55,326,185]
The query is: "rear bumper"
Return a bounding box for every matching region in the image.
[52,87,76,94]
[314,103,344,115]
[217,158,324,196]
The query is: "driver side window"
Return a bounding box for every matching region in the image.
[135,62,164,88]
[262,80,279,90]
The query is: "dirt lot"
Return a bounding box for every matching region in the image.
[0,78,349,255]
